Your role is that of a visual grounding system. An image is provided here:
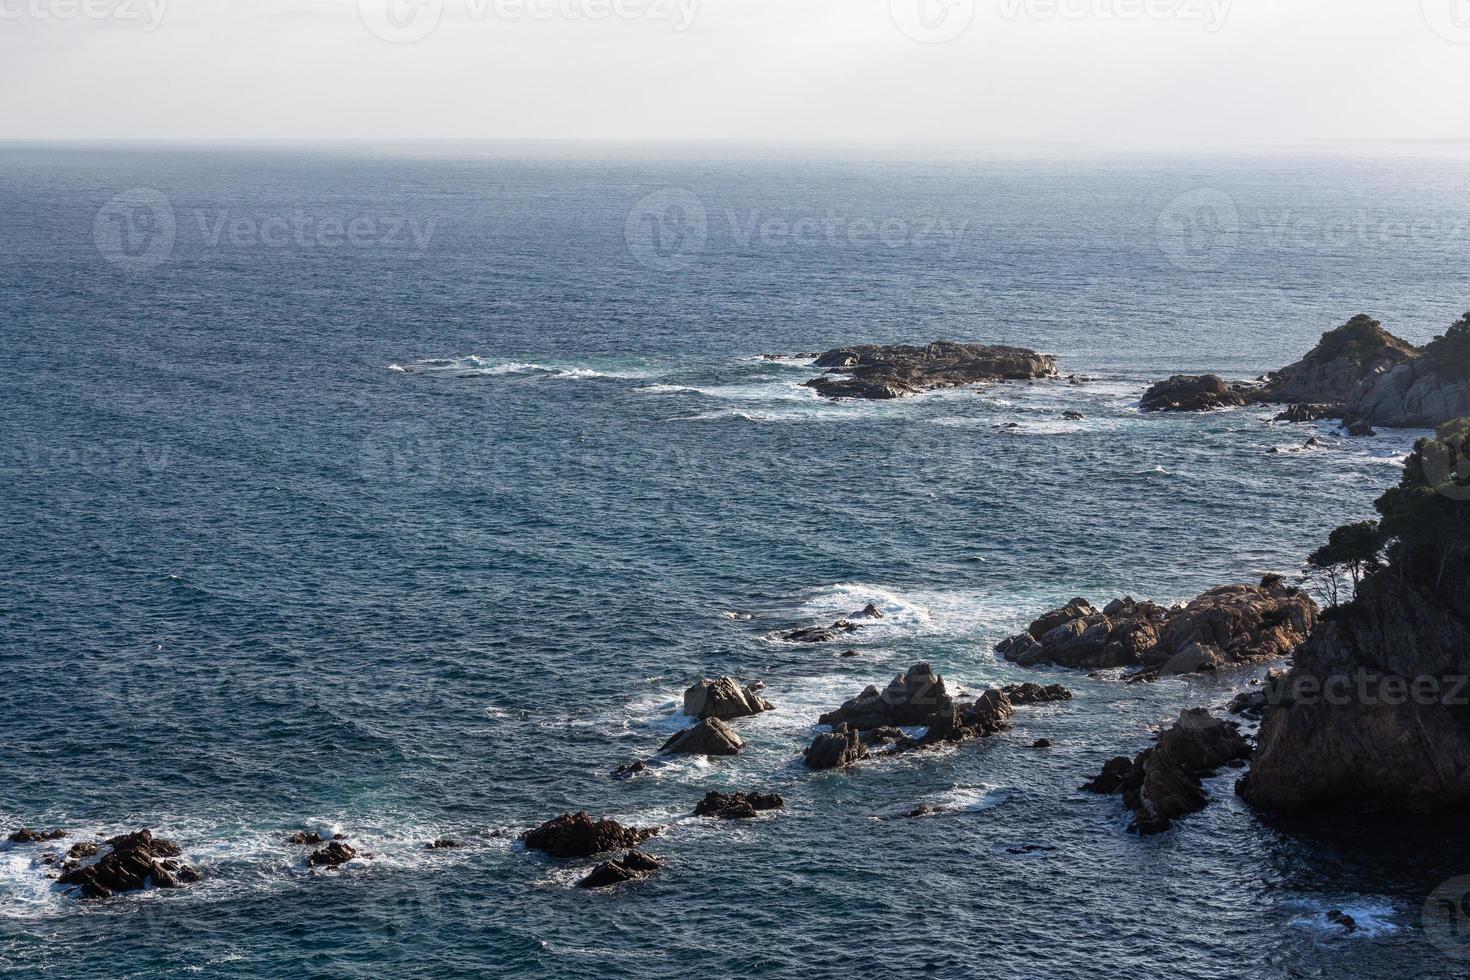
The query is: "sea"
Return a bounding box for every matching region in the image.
[3,142,1470,978]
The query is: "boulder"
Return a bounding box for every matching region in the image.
[611,761,647,780]
[58,830,199,898]
[1140,375,1250,412]
[1031,739,1053,749]
[6,828,66,844]
[425,839,462,850]
[818,663,951,730]
[1000,683,1073,706]
[682,677,773,721]
[660,717,744,756]
[803,725,870,770]
[521,813,659,858]
[287,831,325,846]
[1062,411,1086,421]
[801,341,1058,400]
[307,841,358,868]
[693,791,784,820]
[1274,403,1340,424]
[578,850,662,889]
[1083,709,1252,834]
[999,579,1317,676]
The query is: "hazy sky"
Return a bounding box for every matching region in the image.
[4,0,1469,143]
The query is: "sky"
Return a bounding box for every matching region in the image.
[3,0,1469,144]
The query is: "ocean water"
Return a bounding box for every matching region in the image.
[3,143,1470,978]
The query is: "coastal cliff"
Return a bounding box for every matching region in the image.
[1240,419,1470,813]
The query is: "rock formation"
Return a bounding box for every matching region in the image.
[660,717,744,756]
[775,619,861,644]
[693,791,785,819]
[1140,375,1252,412]
[800,341,1057,400]
[521,812,659,858]
[1341,314,1470,427]
[578,850,662,889]
[6,828,66,844]
[1084,709,1252,834]
[58,830,200,898]
[1000,683,1074,706]
[307,841,358,868]
[1241,419,1470,813]
[998,579,1318,676]
[803,725,870,770]
[682,677,773,721]
[1262,314,1419,408]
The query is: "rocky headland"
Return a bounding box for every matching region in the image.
[799,341,1057,400]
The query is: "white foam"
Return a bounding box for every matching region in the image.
[1285,897,1400,941]
[390,357,651,381]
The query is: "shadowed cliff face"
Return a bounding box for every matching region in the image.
[1344,314,1470,427]
[1241,421,1470,814]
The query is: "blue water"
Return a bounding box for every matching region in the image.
[4,143,1470,977]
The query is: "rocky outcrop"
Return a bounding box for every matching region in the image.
[578,850,662,889]
[287,831,325,846]
[660,717,744,756]
[1274,403,1338,424]
[803,725,870,770]
[425,838,462,850]
[1140,375,1251,412]
[1261,314,1419,407]
[1084,709,1251,834]
[58,830,200,898]
[611,761,647,780]
[801,341,1057,400]
[998,579,1318,676]
[1000,683,1073,707]
[6,828,66,844]
[776,619,861,644]
[693,791,784,819]
[307,841,358,868]
[522,812,659,858]
[683,677,772,721]
[818,663,951,730]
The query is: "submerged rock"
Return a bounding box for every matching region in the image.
[1083,709,1252,834]
[58,830,199,898]
[660,717,744,756]
[801,341,1057,400]
[578,850,662,889]
[682,677,773,721]
[1140,375,1251,412]
[998,579,1317,676]
[693,791,784,820]
[611,761,648,781]
[521,812,659,858]
[777,619,861,644]
[425,838,462,850]
[1274,403,1339,424]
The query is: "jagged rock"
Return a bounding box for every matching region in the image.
[1274,403,1340,424]
[777,620,861,644]
[998,580,1317,676]
[801,341,1057,400]
[307,841,358,868]
[1327,910,1359,933]
[682,677,773,721]
[425,839,462,850]
[66,841,100,861]
[693,791,784,820]
[57,830,199,898]
[521,813,659,858]
[660,717,744,756]
[288,831,325,846]
[611,761,647,780]
[818,663,951,730]
[578,850,662,889]
[1140,375,1251,412]
[1000,683,1073,706]
[803,725,870,770]
[6,828,66,844]
[1084,709,1251,834]
[850,603,884,620]
[1261,315,1419,406]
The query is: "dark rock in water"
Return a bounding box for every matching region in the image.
[521,812,658,858]
[1326,909,1358,933]
[1084,709,1252,834]
[66,841,99,861]
[660,717,743,756]
[1344,418,1377,437]
[777,619,861,644]
[6,828,66,844]
[288,831,325,846]
[611,761,647,780]
[578,849,662,889]
[803,725,870,770]
[682,677,773,721]
[425,838,462,850]
[998,579,1318,676]
[850,603,884,620]
[1001,683,1073,707]
[1274,403,1340,424]
[58,830,199,899]
[1062,410,1086,421]
[839,649,860,658]
[307,841,358,868]
[819,663,952,730]
[1227,669,1289,720]
[800,341,1058,400]
[1006,844,1059,855]
[1031,739,1053,749]
[1261,315,1419,408]
[693,791,784,820]
[1140,375,1251,412]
